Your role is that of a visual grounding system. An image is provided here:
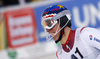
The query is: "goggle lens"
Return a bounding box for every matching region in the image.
[42,18,57,29]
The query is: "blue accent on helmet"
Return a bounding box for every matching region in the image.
[42,5,67,16]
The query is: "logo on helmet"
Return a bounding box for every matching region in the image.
[57,5,64,8]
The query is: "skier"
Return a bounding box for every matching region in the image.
[41,5,100,59]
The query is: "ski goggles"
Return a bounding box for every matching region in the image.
[41,10,71,29]
[42,17,57,29]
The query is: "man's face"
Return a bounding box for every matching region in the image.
[46,22,61,41]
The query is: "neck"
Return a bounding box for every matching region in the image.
[60,27,71,44]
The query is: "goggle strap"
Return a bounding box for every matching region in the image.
[52,10,71,21]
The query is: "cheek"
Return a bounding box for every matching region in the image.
[52,24,60,32]
[51,23,61,40]
[53,30,60,41]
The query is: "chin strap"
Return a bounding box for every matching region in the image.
[55,29,64,43]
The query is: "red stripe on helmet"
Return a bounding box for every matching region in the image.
[42,11,48,16]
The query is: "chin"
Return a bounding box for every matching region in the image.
[53,36,58,41]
